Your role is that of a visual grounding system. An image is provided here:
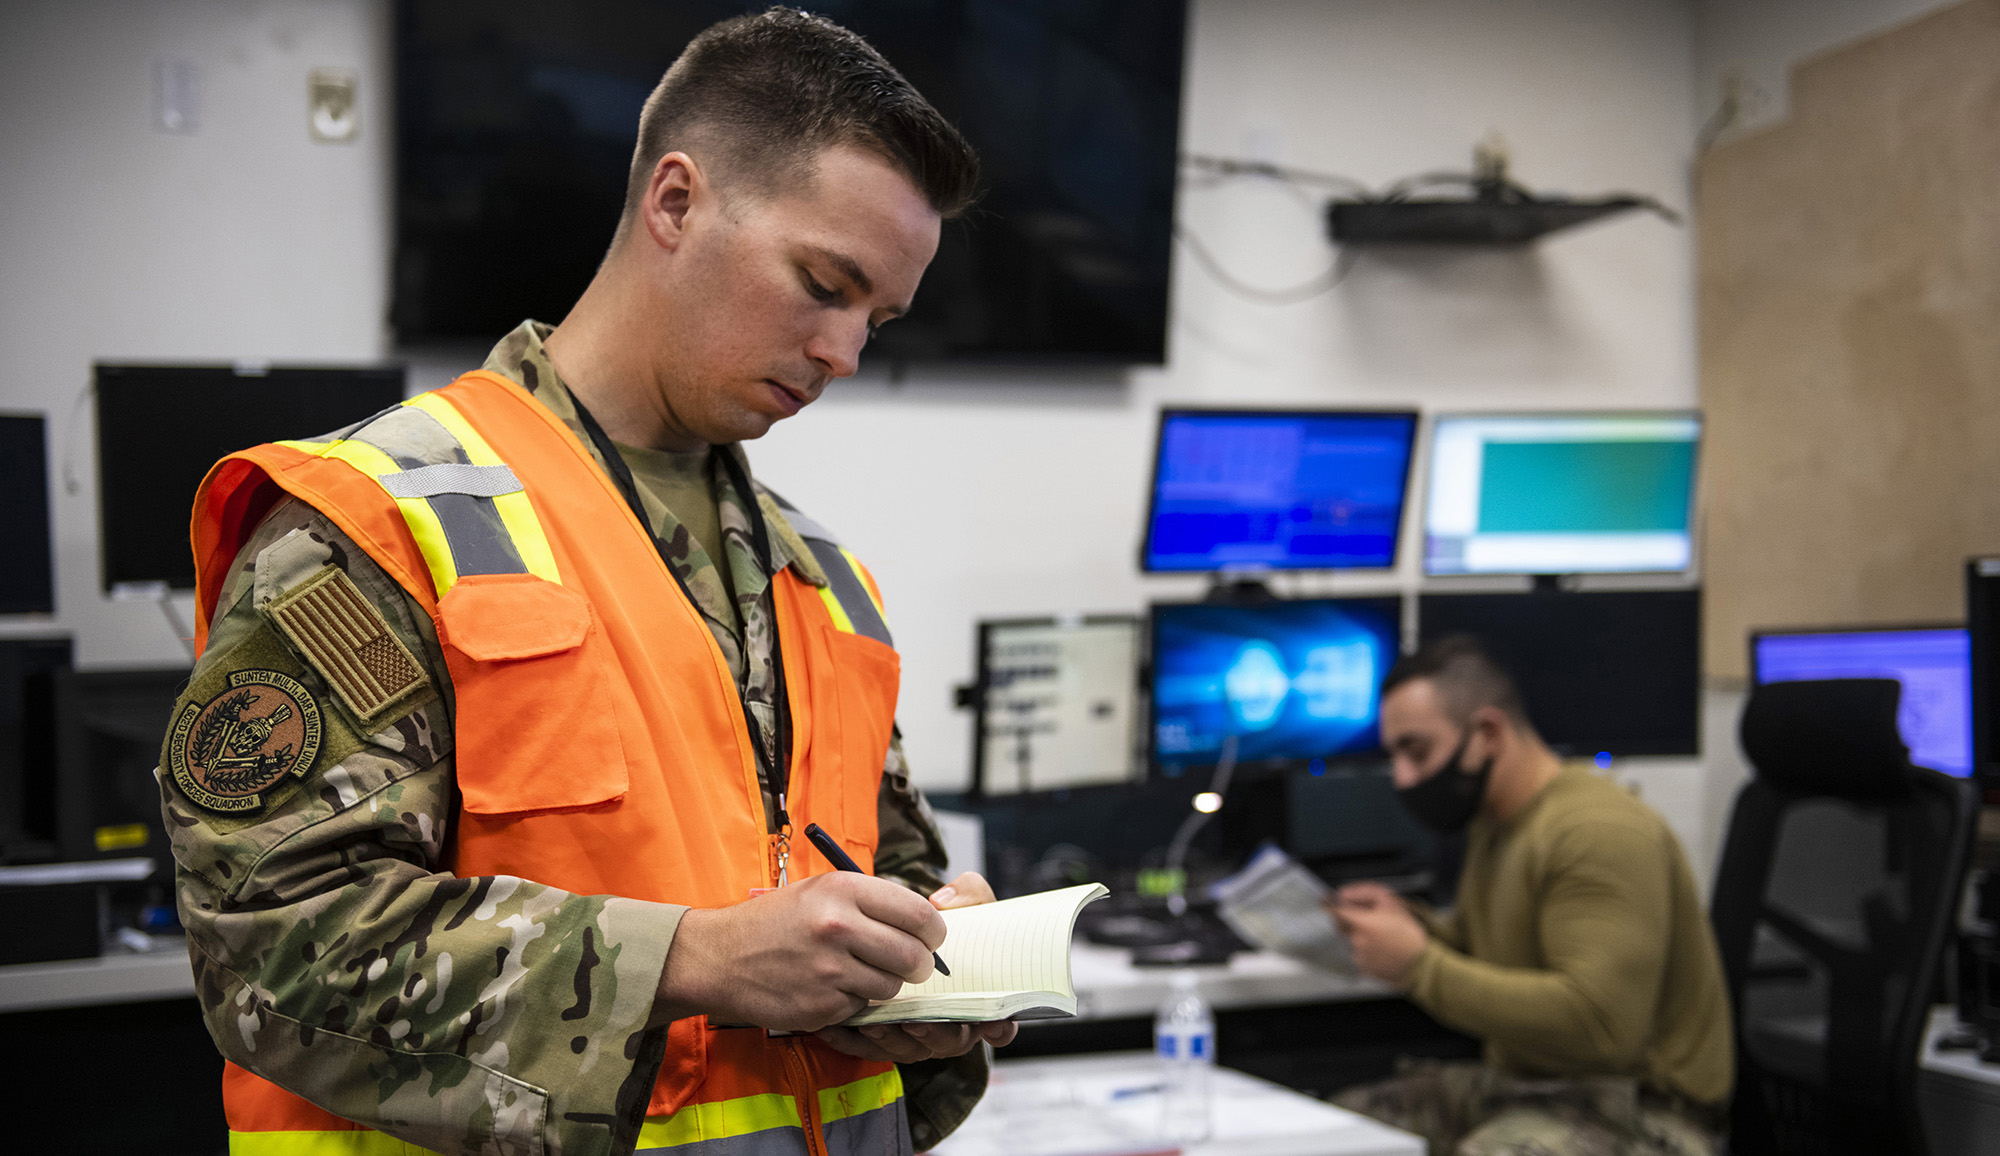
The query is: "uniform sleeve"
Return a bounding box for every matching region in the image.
[163,498,681,1156]
[868,728,990,1151]
[1401,816,1675,1074]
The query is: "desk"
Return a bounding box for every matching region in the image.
[1069,943,1394,1022]
[1919,1006,2000,1152]
[0,942,193,1013]
[933,1050,1423,1156]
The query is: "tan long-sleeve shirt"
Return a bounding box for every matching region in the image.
[1404,765,1734,1106]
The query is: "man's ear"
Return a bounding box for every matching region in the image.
[1469,705,1510,763]
[638,151,700,252]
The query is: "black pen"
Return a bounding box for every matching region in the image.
[803,822,950,977]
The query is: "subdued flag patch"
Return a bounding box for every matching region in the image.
[267,565,431,731]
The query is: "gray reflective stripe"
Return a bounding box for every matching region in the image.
[763,487,836,545]
[806,538,892,648]
[426,491,529,576]
[379,462,523,499]
[636,1127,810,1156]
[823,1099,913,1156]
[349,416,531,581]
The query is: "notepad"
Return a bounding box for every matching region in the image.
[843,882,1110,1025]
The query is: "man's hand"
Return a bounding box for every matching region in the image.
[656,871,946,1031]
[1326,881,1428,986]
[814,871,1020,1061]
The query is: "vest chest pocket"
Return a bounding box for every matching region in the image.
[436,572,629,814]
[821,625,900,859]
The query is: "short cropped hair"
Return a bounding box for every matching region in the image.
[1380,634,1536,734]
[618,7,980,234]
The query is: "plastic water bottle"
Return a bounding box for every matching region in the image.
[1153,969,1215,1142]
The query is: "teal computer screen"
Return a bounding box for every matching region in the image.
[1425,413,1700,575]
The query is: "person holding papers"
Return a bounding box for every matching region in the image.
[1327,636,1733,1156]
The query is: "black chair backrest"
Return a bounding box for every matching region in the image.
[1713,678,1978,1156]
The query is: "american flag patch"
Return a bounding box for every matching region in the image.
[268,565,431,730]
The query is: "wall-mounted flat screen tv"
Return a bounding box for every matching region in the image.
[393,1,1188,364]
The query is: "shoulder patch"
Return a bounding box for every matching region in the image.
[267,565,433,731]
[167,670,322,814]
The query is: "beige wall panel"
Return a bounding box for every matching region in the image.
[1697,0,2000,680]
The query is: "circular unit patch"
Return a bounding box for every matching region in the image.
[168,669,323,813]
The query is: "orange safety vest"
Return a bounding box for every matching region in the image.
[190,371,909,1156]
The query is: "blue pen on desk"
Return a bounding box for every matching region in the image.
[803,822,951,977]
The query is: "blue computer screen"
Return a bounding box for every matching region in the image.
[1151,597,1401,775]
[1143,410,1418,572]
[1752,627,1972,777]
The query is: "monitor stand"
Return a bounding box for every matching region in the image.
[1530,574,1583,594]
[1204,577,1277,605]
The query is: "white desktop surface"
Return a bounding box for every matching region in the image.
[0,946,195,1013]
[1068,943,1393,1021]
[932,1050,1423,1156]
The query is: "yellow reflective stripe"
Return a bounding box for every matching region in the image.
[817,1067,904,1125]
[229,1129,439,1156]
[316,439,458,596]
[817,585,856,634]
[836,546,887,620]
[638,1091,803,1148]
[403,393,562,586]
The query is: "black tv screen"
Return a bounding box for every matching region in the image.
[1416,589,1701,758]
[393,0,1186,363]
[0,415,55,615]
[95,364,407,592]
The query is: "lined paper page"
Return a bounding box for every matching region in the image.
[889,883,1107,1000]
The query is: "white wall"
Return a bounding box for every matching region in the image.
[0,0,390,667]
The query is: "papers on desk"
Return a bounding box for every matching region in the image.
[1209,845,1357,978]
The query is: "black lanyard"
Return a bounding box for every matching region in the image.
[566,391,796,840]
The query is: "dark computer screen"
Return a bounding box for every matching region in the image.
[1752,626,1971,778]
[1150,596,1403,777]
[0,415,55,615]
[95,364,406,592]
[395,1,1187,364]
[1972,559,2000,782]
[1416,589,1701,758]
[1141,409,1419,573]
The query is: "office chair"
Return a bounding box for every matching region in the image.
[1712,678,1979,1156]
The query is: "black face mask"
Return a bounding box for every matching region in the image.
[1395,729,1493,834]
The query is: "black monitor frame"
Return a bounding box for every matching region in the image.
[1147,593,1405,781]
[1139,406,1421,576]
[1971,558,2000,790]
[94,363,406,593]
[1419,408,1703,579]
[969,614,1142,798]
[1416,586,1701,758]
[0,412,55,615]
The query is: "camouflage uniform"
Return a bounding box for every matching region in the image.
[1334,1059,1724,1156]
[163,321,980,1156]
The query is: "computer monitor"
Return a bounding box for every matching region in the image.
[1751,625,1972,778]
[95,363,406,593]
[1141,408,1419,573]
[1971,558,2000,783]
[0,415,55,614]
[1416,589,1701,758]
[1150,596,1403,778]
[0,637,70,863]
[972,616,1142,796]
[1423,412,1700,576]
